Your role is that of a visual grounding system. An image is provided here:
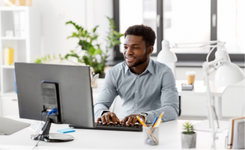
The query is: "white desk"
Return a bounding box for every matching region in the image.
[177,80,226,120]
[0,117,228,149]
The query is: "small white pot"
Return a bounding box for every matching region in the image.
[181,132,196,148]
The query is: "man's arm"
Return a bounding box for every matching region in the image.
[94,70,118,120]
[144,71,179,124]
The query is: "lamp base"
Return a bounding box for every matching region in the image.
[193,120,229,133]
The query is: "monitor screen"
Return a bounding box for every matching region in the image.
[14,63,95,128]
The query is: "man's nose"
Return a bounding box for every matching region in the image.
[126,47,133,55]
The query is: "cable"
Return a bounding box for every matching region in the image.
[32,134,41,150]
[32,108,57,149]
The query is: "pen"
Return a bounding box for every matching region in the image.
[136,116,158,143]
[145,112,164,142]
[153,112,164,128]
[146,116,158,143]
[152,117,158,127]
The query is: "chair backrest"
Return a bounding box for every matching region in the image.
[178,96,181,116]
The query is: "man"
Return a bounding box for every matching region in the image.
[94,24,179,126]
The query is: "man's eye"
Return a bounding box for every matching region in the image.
[134,47,140,49]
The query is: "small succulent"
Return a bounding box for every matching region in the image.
[182,122,194,134]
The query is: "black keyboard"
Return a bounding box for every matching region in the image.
[69,123,142,132]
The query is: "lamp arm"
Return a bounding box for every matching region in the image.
[206,46,217,62]
[206,41,226,62]
[173,41,219,46]
[203,62,218,148]
[204,58,225,76]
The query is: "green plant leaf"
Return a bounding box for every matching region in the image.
[66,21,81,31]
[64,53,79,60]
[94,48,102,55]
[182,122,194,134]
[93,25,99,33]
[89,47,96,55]
[67,32,79,39]
[34,59,42,63]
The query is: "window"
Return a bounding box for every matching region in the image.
[218,0,245,54]
[113,0,244,66]
[164,0,211,53]
[113,0,163,60]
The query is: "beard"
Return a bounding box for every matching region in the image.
[125,52,148,68]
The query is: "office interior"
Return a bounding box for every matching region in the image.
[0,0,245,135]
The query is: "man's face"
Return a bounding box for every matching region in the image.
[123,35,150,68]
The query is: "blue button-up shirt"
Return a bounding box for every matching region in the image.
[94,59,179,123]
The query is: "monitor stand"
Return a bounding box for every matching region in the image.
[31,117,74,142]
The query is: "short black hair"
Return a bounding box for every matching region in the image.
[124,24,156,48]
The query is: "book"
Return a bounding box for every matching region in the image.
[19,11,26,37]
[232,119,245,149]
[181,83,194,91]
[5,0,32,6]
[13,11,20,37]
[227,116,245,149]
[3,47,14,65]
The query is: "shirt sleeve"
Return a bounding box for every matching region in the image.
[93,70,118,120]
[145,70,179,124]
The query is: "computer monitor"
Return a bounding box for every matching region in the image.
[14,62,95,142]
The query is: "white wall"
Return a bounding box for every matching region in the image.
[34,0,87,56]
[0,0,113,59]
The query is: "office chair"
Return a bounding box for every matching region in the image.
[178,96,181,117]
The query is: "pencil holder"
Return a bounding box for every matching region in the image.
[143,126,159,145]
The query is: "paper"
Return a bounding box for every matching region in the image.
[57,128,75,133]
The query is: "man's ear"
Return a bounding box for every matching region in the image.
[147,46,154,55]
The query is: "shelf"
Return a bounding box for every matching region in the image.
[2,65,14,69]
[0,6,29,11]
[0,37,26,40]
[2,91,17,98]
[0,5,41,117]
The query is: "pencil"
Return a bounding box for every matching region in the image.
[137,116,158,143]
[136,116,147,127]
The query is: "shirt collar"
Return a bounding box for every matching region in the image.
[124,59,154,75]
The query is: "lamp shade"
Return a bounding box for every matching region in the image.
[214,63,244,87]
[213,50,245,87]
[157,40,177,63]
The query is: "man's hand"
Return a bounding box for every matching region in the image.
[96,112,120,125]
[121,114,145,126]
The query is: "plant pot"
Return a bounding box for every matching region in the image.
[99,73,105,78]
[181,132,196,148]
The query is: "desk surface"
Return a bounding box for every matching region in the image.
[0,117,227,149]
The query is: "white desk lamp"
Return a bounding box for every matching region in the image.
[202,42,245,147]
[157,40,178,77]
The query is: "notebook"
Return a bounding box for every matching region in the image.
[0,117,30,135]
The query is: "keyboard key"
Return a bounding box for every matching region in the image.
[69,123,142,132]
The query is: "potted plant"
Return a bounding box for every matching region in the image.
[63,17,123,78]
[181,122,196,148]
[105,16,124,61]
[63,21,106,77]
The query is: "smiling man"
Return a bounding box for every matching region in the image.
[94,24,179,126]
